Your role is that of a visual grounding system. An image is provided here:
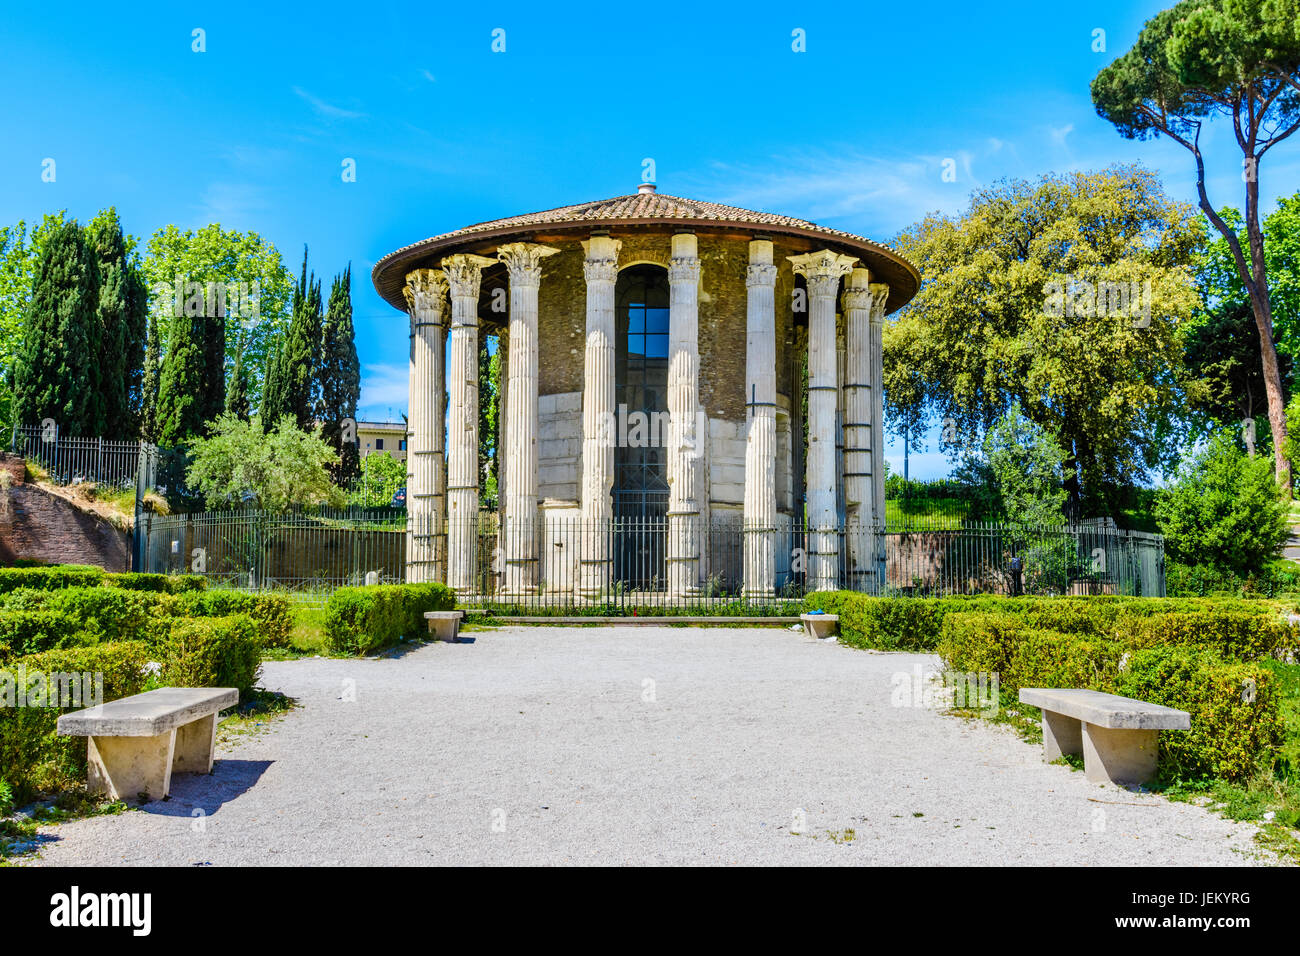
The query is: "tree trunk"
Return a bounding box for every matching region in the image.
[1244,172,1291,493]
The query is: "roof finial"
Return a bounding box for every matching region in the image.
[638,182,656,195]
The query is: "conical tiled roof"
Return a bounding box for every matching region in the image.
[373,189,918,312]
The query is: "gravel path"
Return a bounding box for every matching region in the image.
[23,626,1280,866]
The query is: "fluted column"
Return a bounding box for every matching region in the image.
[667,233,703,599]
[404,269,449,584]
[789,249,858,592]
[442,253,495,593]
[579,236,620,599]
[869,282,890,587]
[743,240,777,598]
[842,268,880,593]
[497,242,558,596]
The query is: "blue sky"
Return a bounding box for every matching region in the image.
[3,0,1298,478]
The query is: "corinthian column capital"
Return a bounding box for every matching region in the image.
[746,263,777,288]
[867,282,891,319]
[405,268,449,316]
[788,250,859,298]
[440,254,496,299]
[497,242,559,288]
[581,236,621,283]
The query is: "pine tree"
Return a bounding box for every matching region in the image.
[86,209,147,439]
[319,264,360,483]
[12,219,101,435]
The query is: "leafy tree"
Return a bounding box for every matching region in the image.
[883,165,1202,517]
[1092,0,1300,489]
[85,209,148,439]
[1184,196,1300,444]
[1155,429,1290,576]
[318,265,360,483]
[11,219,102,435]
[186,413,342,512]
[347,451,407,508]
[983,404,1071,527]
[141,224,293,412]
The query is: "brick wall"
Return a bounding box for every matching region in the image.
[0,482,131,570]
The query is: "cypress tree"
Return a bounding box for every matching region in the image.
[225,342,251,421]
[86,208,147,439]
[140,312,161,443]
[319,264,360,483]
[12,219,101,435]
[276,246,323,429]
[201,281,226,428]
[260,336,286,428]
[154,305,207,446]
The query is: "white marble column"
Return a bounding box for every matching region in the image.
[789,249,858,592]
[404,268,449,584]
[441,253,495,593]
[579,236,620,599]
[842,268,883,592]
[497,242,557,596]
[743,240,777,598]
[869,282,890,587]
[667,233,704,599]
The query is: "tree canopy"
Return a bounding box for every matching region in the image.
[1092,0,1300,488]
[883,165,1202,517]
[186,413,342,512]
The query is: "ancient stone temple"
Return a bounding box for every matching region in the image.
[371,184,919,600]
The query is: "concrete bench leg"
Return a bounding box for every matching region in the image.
[1081,723,1159,786]
[1041,710,1083,761]
[172,712,218,775]
[428,618,460,642]
[88,730,176,803]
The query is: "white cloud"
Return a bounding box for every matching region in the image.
[358,363,408,420]
[292,86,366,120]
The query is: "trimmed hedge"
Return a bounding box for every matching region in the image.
[174,591,293,648]
[936,609,1285,780]
[0,565,105,594]
[103,572,206,594]
[0,641,152,801]
[0,609,91,660]
[324,582,456,655]
[160,614,262,696]
[804,591,1280,651]
[1115,647,1284,780]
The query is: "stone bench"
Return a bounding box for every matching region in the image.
[57,687,238,803]
[1018,688,1190,786]
[425,610,465,642]
[800,612,839,640]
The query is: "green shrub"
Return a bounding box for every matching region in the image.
[103,572,206,594]
[0,641,151,802]
[0,609,91,660]
[324,583,456,655]
[1,586,173,645]
[1116,647,1285,781]
[0,565,104,594]
[1113,611,1289,660]
[175,591,292,648]
[160,615,262,696]
[1003,631,1122,695]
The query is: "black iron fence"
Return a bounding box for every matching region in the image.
[138,510,1165,607]
[12,425,153,489]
